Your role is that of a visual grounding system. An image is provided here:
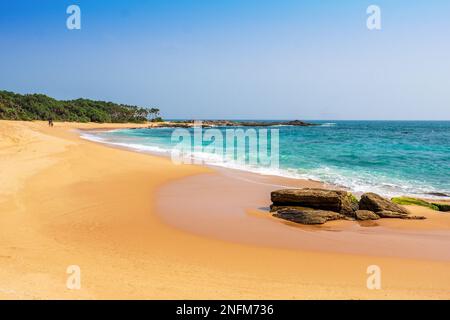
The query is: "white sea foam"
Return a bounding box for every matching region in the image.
[80,131,448,199]
[169,148,446,198]
[320,123,337,127]
[80,133,170,154]
[79,133,107,143]
[189,155,447,198]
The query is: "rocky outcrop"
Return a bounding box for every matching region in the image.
[284,120,318,126]
[426,192,449,197]
[401,215,427,220]
[391,197,439,211]
[432,203,450,212]
[377,211,425,220]
[271,205,311,212]
[359,193,409,215]
[274,208,344,225]
[151,120,318,128]
[391,197,450,212]
[376,210,409,218]
[271,188,358,217]
[269,189,428,225]
[355,210,380,221]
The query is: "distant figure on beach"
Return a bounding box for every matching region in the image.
[48,118,54,127]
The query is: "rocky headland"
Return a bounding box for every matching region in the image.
[148,120,318,128]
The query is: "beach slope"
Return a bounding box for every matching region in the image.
[0,120,449,299]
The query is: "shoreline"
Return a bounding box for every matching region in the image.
[72,123,450,260]
[79,125,450,201]
[1,120,449,299]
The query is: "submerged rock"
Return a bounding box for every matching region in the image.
[355,210,380,221]
[359,193,409,215]
[426,192,449,197]
[271,188,358,217]
[273,208,344,225]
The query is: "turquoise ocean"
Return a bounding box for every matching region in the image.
[82,121,450,198]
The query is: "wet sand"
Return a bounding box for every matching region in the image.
[156,168,450,261]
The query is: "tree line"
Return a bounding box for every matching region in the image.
[0,90,161,123]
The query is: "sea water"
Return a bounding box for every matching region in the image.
[82,121,450,198]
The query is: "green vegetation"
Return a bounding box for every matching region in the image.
[0,90,160,123]
[148,108,161,121]
[391,197,439,211]
[348,193,359,205]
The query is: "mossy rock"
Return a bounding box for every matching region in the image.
[348,193,359,205]
[391,197,439,211]
[432,203,450,212]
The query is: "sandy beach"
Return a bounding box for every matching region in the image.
[0,120,449,299]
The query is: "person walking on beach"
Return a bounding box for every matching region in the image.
[48,118,54,127]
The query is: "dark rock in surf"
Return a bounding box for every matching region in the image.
[271,188,358,217]
[401,215,427,220]
[426,192,449,197]
[376,210,409,218]
[359,193,409,215]
[274,208,344,225]
[432,203,450,212]
[376,211,426,220]
[355,210,380,221]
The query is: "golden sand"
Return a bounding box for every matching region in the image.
[0,120,449,299]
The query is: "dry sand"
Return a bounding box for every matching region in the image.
[0,120,449,299]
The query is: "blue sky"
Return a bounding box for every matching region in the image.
[1,0,449,120]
